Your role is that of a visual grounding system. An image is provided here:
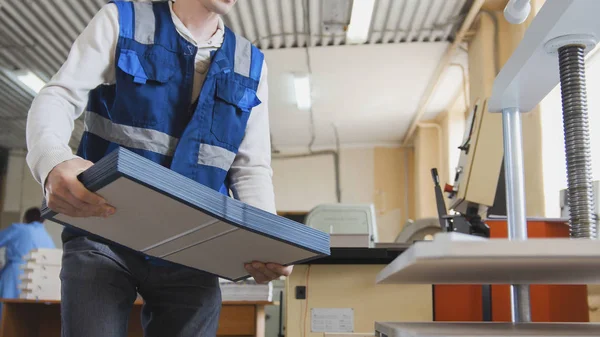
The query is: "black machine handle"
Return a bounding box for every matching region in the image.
[431,168,441,185]
[431,168,450,232]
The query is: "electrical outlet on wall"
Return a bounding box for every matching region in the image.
[295,286,306,299]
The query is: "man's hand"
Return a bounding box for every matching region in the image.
[45,158,115,218]
[244,262,293,284]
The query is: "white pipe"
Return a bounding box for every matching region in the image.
[404,148,410,223]
[449,62,470,111]
[417,123,444,182]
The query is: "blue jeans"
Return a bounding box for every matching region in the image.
[60,235,221,337]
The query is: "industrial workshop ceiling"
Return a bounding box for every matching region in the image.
[0,0,471,150]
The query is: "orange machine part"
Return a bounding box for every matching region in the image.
[433,220,590,322]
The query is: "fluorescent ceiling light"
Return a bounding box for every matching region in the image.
[294,75,311,110]
[346,0,375,45]
[16,71,46,94]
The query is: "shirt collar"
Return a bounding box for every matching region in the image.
[168,1,225,48]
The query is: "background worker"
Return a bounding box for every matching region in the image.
[0,207,55,299]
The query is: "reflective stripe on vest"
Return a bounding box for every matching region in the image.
[133,2,155,44]
[234,35,251,77]
[114,1,156,45]
[79,0,264,195]
[197,144,236,171]
[84,111,178,157]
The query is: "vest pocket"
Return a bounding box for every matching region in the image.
[114,49,177,126]
[211,78,261,147]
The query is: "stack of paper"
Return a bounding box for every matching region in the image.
[42,148,330,281]
[219,278,273,302]
[19,248,62,300]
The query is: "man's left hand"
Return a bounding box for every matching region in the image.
[244,262,293,284]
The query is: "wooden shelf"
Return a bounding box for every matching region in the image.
[0,299,271,337]
[2,299,271,306]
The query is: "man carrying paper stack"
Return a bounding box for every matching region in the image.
[25,0,291,335]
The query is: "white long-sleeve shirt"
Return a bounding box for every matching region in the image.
[26,2,276,213]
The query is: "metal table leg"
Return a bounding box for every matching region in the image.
[501,107,532,323]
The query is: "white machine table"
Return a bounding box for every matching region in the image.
[375,322,600,337]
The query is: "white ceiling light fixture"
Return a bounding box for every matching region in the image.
[322,0,353,34]
[294,74,312,110]
[15,70,46,94]
[346,0,376,45]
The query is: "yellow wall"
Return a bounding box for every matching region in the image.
[409,66,468,220]
[438,115,452,189]
[274,146,413,242]
[406,105,469,221]
[285,265,432,337]
[272,148,375,212]
[413,127,442,219]
[437,92,468,186]
[468,13,496,111]
[467,7,546,216]
[590,285,600,322]
[374,147,414,241]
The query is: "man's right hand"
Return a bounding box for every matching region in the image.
[45,158,115,218]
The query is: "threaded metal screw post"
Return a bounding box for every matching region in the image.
[558,45,597,239]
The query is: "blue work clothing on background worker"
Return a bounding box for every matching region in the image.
[25,1,292,336]
[0,208,55,299]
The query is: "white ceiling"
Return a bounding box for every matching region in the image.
[0,0,471,150]
[266,43,469,149]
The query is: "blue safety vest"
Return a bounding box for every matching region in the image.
[77,0,264,196]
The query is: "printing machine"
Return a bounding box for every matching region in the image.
[392,218,441,244]
[374,0,600,336]
[306,204,379,248]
